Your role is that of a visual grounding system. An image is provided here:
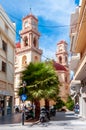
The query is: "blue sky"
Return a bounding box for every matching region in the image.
[0,0,78,61]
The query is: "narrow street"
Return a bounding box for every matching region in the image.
[0,111,86,130]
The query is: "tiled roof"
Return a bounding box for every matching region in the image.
[57,40,67,45]
[53,61,67,71]
[16,42,21,48]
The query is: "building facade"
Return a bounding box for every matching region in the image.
[70,0,86,118]
[14,12,42,107]
[55,40,70,102]
[70,6,81,103]
[0,5,15,116]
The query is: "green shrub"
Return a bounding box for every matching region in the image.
[65,96,74,111]
[55,97,65,110]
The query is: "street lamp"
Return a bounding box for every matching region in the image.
[20,81,27,125]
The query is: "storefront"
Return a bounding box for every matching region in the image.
[0,91,14,117]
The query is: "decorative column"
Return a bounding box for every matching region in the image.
[29,33,33,47]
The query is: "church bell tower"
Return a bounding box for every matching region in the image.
[15,12,42,106]
[56,40,68,68]
[19,11,42,63]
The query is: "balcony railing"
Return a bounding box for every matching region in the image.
[70,53,80,71]
[73,51,86,80]
[16,46,42,54]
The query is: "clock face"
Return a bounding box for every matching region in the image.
[24,21,28,28]
[59,45,62,51]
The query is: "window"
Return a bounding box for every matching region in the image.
[33,37,37,47]
[65,76,67,82]
[2,61,6,72]
[5,24,8,34]
[65,56,67,62]
[2,40,7,52]
[34,56,38,62]
[22,56,27,66]
[23,36,28,46]
[59,56,62,64]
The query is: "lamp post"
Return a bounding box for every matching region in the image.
[21,81,27,126]
[22,81,27,94]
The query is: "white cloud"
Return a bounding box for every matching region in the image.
[28,0,76,24]
[0,0,76,61]
[1,0,76,25]
[5,0,76,25]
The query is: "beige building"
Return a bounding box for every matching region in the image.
[14,12,42,107]
[70,0,86,118]
[0,5,15,116]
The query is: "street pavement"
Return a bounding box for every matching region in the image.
[0,111,86,130]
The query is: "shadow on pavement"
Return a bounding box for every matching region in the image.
[0,113,21,125]
[0,111,79,126]
[24,112,79,128]
[50,111,79,121]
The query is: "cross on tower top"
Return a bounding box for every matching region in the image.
[30,8,32,15]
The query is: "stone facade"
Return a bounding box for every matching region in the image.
[70,0,86,118]
[0,5,15,116]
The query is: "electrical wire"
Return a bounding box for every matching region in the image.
[0,7,82,29]
[0,7,75,61]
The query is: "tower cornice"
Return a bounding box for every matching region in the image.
[57,40,68,45]
[20,28,40,37]
[56,52,68,55]
[16,46,42,55]
[23,14,38,22]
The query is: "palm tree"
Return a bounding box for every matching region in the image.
[18,61,60,118]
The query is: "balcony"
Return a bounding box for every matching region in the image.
[70,80,81,96]
[70,53,80,71]
[74,54,86,80]
[75,22,86,53]
[75,4,86,53]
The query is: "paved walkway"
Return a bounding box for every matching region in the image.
[0,111,86,130]
[0,113,21,124]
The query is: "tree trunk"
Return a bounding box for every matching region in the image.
[34,100,40,119]
[45,99,49,110]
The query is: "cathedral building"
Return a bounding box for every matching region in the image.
[14,12,42,106]
[14,11,70,108]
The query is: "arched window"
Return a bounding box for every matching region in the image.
[65,85,68,90]
[33,37,37,47]
[59,56,62,64]
[65,76,67,82]
[22,55,27,66]
[34,56,38,62]
[65,56,67,62]
[23,36,28,46]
